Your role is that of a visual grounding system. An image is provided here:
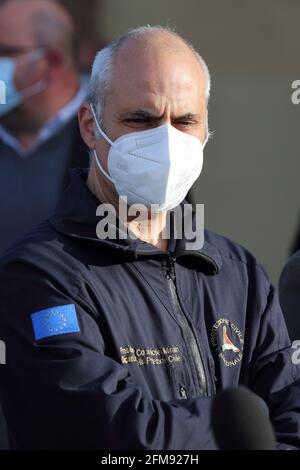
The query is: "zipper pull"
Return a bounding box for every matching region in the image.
[179,385,187,399]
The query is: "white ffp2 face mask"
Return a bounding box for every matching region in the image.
[90,104,206,212]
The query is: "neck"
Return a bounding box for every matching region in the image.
[128,210,169,251]
[87,162,169,251]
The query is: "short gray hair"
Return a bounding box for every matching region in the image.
[87,25,211,127]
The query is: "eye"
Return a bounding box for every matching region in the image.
[173,120,197,127]
[121,118,158,129]
[124,119,148,123]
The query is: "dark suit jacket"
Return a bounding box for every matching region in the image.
[0,115,89,256]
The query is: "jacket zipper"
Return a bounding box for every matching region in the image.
[164,255,208,397]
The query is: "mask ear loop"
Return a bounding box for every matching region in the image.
[90,104,114,146]
[90,104,115,184]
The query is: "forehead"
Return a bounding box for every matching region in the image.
[0,5,35,46]
[108,38,207,113]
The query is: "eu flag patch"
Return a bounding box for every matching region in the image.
[31,304,80,341]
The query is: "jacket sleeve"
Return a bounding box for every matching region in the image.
[248,267,300,450]
[0,259,216,450]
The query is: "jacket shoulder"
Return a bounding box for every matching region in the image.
[282,250,300,271]
[0,221,76,277]
[204,229,270,284]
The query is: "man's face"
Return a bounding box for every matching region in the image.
[80,35,208,193]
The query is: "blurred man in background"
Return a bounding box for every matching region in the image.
[0,0,89,256]
[0,0,90,448]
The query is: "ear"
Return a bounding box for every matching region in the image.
[46,48,64,68]
[41,48,64,82]
[78,102,97,149]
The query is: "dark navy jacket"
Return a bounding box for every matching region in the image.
[0,169,299,450]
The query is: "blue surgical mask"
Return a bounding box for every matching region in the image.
[0,58,23,117]
[0,50,46,117]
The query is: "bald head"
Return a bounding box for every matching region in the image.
[0,0,77,65]
[88,26,210,126]
[116,28,205,66]
[113,29,207,97]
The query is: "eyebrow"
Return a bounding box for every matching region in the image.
[118,110,201,121]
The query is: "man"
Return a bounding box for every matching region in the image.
[0,0,89,255]
[279,250,300,340]
[0,26,299,450]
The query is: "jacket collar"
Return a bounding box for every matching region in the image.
[49,168,222,274]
